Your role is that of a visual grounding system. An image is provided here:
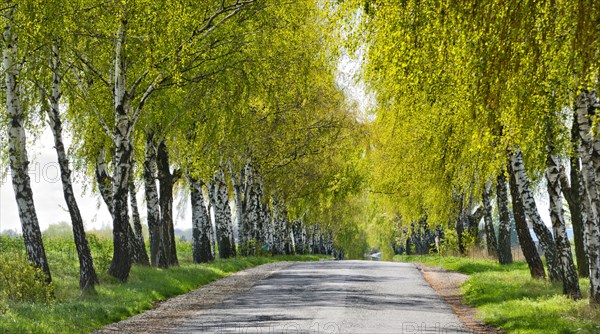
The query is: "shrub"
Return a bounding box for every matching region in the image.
[0,253,54,306]
[87,233,112,272]
[439,228,460,256]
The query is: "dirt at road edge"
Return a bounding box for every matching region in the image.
[95,261,295,334]
[416,263,503,334]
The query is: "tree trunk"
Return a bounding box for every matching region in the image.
[254,176,267,245]
[245,175,261,251]
[108,21,132,281]
[46,45,97,290]
[208,202,218,258]
[231,164,249,254]
[496,172,514,264]
[282,216,293,255]
[263,201,273,251]
[272,199,293,255]
[96,151,114,217]
[129,170,150,266]
[567,111,590,278]
[455,215,466,255]
[560,156,590,278]
[508,158,546,279]
[546,152,581,298]
[293,220,306,254]
[272,199,284,255]
[482,182,498,258]
[575,89,600,305]
[157,141,179,266]
[209,170,236,258]
[190,178,214,263]
[3,11,52,283]
[570,161,590,278]
[510,148,562,281]
[144,134,168,268]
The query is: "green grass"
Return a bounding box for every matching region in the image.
[394,255,600,334]
[0,234,325,333]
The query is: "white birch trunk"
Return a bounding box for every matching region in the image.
[546,153,581,298]
[3,8,51,283]
[263,201,273,251]
[575,90,600,305]
[209,169,236,258]
[496,172,513,264]
[190,178,214,263]
[96,150,114,217]
[108,20,133,281]
[157,141,179,266]
[482,181,498,258]
[144,134,167,268]
[510,148,562,281]
[46,44,98,289]
[129,167,149,266]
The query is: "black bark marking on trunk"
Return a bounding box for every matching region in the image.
[575,89,600,305]
[565,111,590,278]
[190,178,214,263]
[46,52,98,289]
[547,152,581,299]
[496,172,514,265]
[3,11,52,284]
[508,158,546,279]
[511,149,562,282]
[129,169,150,266]
[108,126,133,281]
[482,183,498,258]
[210,170,236,259]
[157,141,179,266]
[144,134,168,268]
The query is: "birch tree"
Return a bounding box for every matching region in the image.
[2,2,51,283]
[496,172,513,265]
[189,178,214,263]
[39,44,99,289]
[209,169,236,259]
[67,0,258,280]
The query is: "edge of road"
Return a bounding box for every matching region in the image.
[415,263,503,334]
[94,261,297,334]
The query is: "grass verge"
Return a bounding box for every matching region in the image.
[0,233,324,333]
[394,255,600,334]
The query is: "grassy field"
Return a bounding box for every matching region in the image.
[394,255,600,334]
[0,233,324,333]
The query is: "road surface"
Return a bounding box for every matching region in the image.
[168,260,468,333]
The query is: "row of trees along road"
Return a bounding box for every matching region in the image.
[343,0,600,305]
[1,0,366,292]
[7,0,600,310]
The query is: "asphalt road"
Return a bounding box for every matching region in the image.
[169,260,469,334]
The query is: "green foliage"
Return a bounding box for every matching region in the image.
[0,253,54,305]
[340,0,600,230]
[438,229,461,257]
[86,234,113,273]
[239,239,272,257]
[395,255,600,333]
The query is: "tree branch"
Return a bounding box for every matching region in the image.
[129,70,149,96]
[73,52,112,89]
[69,64,115,140]
[559,165,575,208]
